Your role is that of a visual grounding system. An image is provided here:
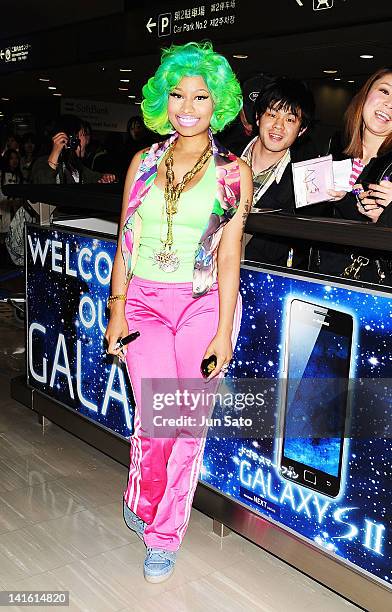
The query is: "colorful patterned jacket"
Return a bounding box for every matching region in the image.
[122,130,241,298]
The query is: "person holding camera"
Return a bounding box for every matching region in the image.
[31,115,116,184]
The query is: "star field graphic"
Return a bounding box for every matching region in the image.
[26,227,134,438]
[201,268,392,587]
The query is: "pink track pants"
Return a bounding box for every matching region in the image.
[123,276,242,551]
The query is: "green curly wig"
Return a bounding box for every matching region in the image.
[141,41,242,135]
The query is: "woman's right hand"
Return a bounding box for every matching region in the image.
[50,132,68,158]
[327,189,347,201]
[104,305,129,357]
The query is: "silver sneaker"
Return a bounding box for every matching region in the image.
[143,547,176,583]
[123,499,146,540]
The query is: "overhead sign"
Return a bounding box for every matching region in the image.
[144,2,237,39]
[130,0,389,54]
[61,98,133,133]
[0,39,32,73]
[0,43,30,64]
[0,2,389,74]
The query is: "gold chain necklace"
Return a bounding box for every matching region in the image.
[153,141,212,273]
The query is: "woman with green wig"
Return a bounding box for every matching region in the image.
[105,41,252,582]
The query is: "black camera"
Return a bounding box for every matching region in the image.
[66,134,81,150]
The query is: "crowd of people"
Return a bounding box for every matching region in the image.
[0,113,157,263]
[1,62,391,280]
[0,114,157,189]
[1,64,391,265]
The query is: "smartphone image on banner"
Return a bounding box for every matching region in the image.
[279,299,353,498]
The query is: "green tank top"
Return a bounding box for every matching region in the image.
[133,157,216,282]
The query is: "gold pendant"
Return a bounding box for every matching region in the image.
[152,249,180,273]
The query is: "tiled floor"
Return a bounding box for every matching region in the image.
[0,300,360,611]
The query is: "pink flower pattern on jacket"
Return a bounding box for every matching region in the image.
[122,130,241,297]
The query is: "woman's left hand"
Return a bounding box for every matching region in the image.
[365,181,392,209]
[356,180,392,222]
[356,201,383,222]
[203,331,233,380]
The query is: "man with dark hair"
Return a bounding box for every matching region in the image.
[242,76,316,267]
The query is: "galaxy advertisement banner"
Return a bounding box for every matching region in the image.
[26,225,134,439]
[201,266,392,589]
[26,225,391,586]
